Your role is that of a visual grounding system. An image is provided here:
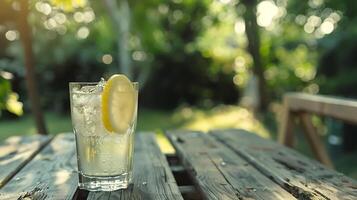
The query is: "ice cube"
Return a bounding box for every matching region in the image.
[80,86,97,93]
[73,78,106,94]
[71,78,108,136]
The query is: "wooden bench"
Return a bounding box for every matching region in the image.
[0,129,356,199]
[278,92,357,168]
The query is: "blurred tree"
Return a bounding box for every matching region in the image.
[241,0,268,111]
[0,0,47,134]
[102,0,132,78]
[19,0,47,134]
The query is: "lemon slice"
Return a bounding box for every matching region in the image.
[102,74,137,134]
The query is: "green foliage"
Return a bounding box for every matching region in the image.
[1,0,357,113]
[1,0,242,111]
[0,77,11,111]
[136,0,239,108]
[317,30,357,97]
[0,76,23,116]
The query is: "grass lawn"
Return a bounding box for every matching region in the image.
[0,112,72,140]
[0,105,356,179]
[0,109,178,141]
[0,105,269,141]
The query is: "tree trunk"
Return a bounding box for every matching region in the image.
[102,0,132,79]
[18,0,48,134]
[241,0,268,111]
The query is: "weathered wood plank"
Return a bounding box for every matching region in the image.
[285,93,357,124]
[299,113,333,168]
[278,93,340,167]
[0,133,78,200]
[278,96,295,147]
[212,129,357,200]
[166,130,296,200]
[0,135,51,188]
[87,133,183,200]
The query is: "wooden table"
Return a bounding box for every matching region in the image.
[0,129,356,200]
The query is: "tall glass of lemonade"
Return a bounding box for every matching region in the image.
[69,74,138,191]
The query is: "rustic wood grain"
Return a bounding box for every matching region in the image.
[278,92,354,167]
[0,133,78,200]
[212,129,357,200]
[166,130,296,200]
[0,135,51,188]
[285,93,357,124]
[87,133,183,200]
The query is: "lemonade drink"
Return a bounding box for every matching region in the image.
[69,75,138,191]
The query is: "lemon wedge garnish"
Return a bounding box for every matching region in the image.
[102,74,137,134]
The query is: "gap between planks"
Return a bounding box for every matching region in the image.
[0,134,53,189]
[211,129,357,200]
[166,130,296,200]
[0,133,78,200]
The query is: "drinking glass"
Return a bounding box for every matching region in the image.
[69,81,138,191]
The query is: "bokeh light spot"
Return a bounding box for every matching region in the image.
[173,10,183,21]
[330,12,341,22]
[295,15,307,25]
[83,10,95,23]
[307,15,321,27]
[303,83,319,94]
[54,13,67,24]
[132,51,147,61]
[158,4,169,14]
[320,21,334,34]
[0,71,14,80]
[234,56,246,72]
[308,0,324,8]
[304,23,314,33]
[47,18,58,29]
[56,25,67,35]
[5,30,18,41]
[218,0,232,4]
[35,2,52,15]
[234,19,245,34]
[257,1,279,27]
[74,12,84,23]
[77,27,89,39]
[102,54,113,64]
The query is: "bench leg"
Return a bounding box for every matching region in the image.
[278,101,295,147]
[299,113,334,168]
